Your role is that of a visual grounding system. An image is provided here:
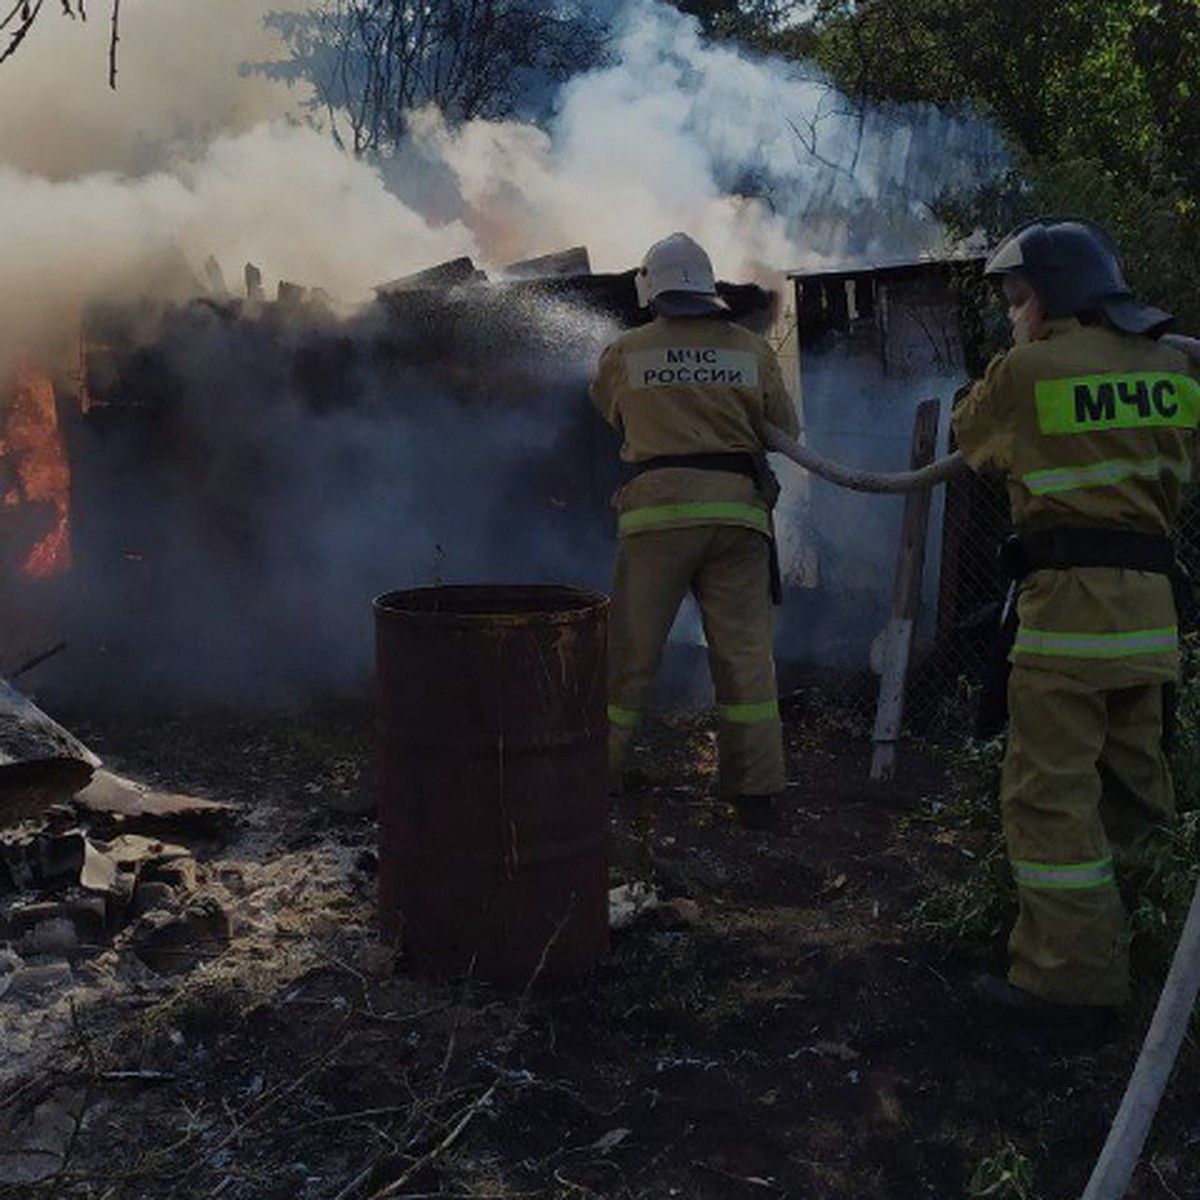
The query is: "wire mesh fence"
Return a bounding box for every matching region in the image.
[773,260,1200,754]
[905,465,1010,736]
[787,459,1200,750]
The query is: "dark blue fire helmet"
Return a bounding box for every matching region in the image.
[984,217,1173,336]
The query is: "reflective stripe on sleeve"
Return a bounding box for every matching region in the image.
[718,699,780,724]
[607,705,642,728]
[618,502,770,534]
[1013,858,1115,890]
[1021,455,1191,496]
[1013,626,1177,659]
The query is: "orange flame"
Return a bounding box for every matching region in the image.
[4,368,72,579]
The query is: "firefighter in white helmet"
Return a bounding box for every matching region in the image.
[953,217,1200,1029]
[589,232,800,831]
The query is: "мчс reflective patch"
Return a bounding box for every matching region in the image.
[1036,372,1200,434]
[626,348,760,389]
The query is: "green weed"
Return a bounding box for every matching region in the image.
[909,738,1015,947]
[911,841,1015,946]
[915,660,1200,981]
[1119,811,1200,981]
[966,1141,1036,1200]
[1169,633,1200,812]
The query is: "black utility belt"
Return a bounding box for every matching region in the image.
[623,451,783,606]
[626,452,758,482]
[1002,529,1176,582]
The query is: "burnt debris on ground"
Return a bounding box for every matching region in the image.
[1,699,1197,1200]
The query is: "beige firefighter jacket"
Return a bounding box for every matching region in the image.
[953,318,1200,686]
[589,316,799,537]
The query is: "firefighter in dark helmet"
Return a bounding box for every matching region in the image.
[589,232,800,832]
[952,217,1200,1023]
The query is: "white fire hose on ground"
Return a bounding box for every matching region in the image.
[761,416,1200,1198]
[1082,877,1200,1199]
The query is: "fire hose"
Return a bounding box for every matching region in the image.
[762,422,967,492]
[1161,332,1200,363]
[1080,874,1200,1199]
[763,334,1197,492]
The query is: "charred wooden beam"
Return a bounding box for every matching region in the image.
[244,263,264,302]
[375,256,486,296]
[203,256,228,296]
[503,246,592,279]
[277,281,308,307]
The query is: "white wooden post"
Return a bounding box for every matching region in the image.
[870,399,939,781]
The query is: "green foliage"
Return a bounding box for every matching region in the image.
[1119,812,1200,980]
[937,147,1200,332]
[669,1,818,53]
[808,1,1195,170]
[1169,633,1200,812]
[914,662,1200,985]
[911,838,1014,946]
[805,0,1200,330]
[966,1141,1036,1200]
[909,738,1016,947]
[939,737,1005,827]
[1125,636,1200,981]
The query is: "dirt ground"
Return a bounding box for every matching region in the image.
[2,692,1198,1200]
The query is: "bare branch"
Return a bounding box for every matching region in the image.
[0,0,48,69]
[0,0,122,84]
[267,1,609,158]
[107,0,118,88]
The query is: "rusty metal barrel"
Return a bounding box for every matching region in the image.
[374,584,609,982]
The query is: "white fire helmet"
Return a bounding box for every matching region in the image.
[635,232,730,317]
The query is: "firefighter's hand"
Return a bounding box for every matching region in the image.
[1162,333,1200,363]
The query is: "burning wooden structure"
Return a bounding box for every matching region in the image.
[0,248,776,704]
[0,369,75,675]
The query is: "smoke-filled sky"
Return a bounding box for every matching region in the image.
[0,0,1005,332]
[0,0,1007,701]
[0,0,307,177]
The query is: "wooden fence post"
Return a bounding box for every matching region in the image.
[870,398,940,781]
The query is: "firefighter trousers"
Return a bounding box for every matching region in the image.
[607,525,784,798]
[1001,665,1175,1006]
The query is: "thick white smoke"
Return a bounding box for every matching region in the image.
[0,0,307,178]
[0,0,1005,331]
[407,2,1004,281]
[0,129,480,376]
[0,0,1007,702]
[0,2,477,373]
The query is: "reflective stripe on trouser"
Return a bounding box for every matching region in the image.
[1001,666,1174,1006]
[617,501,770,536]
[608,525,784,797]
[1013,625,1178,660]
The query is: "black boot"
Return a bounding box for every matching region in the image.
[610,767,653,799]
[971,974,1118,1042]
[733,794,785,833]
